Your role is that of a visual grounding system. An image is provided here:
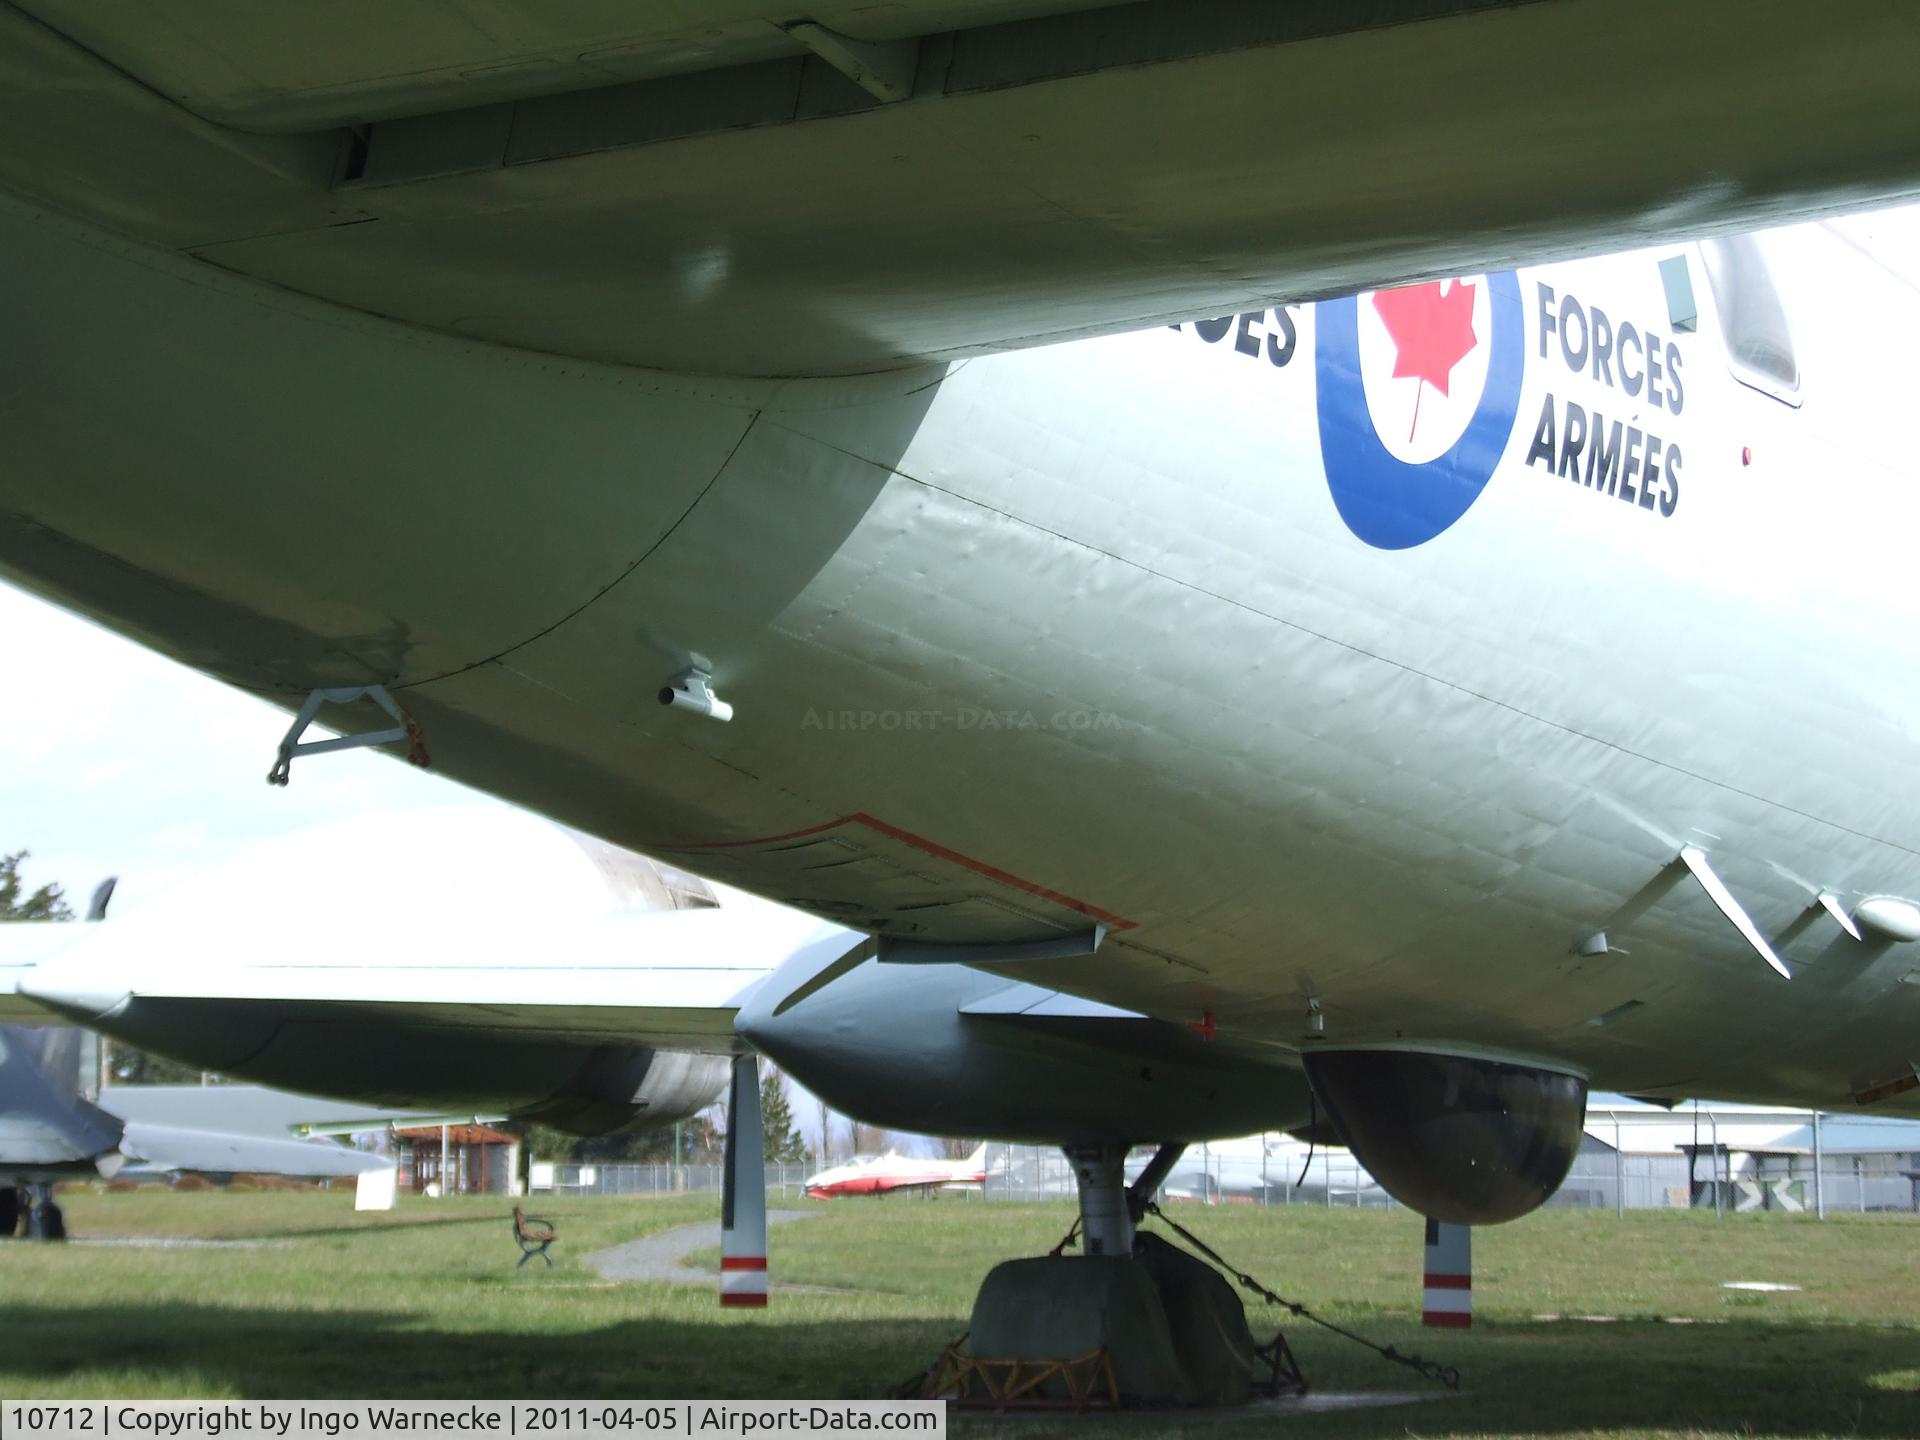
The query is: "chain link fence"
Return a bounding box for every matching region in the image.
[981,1144,1394,1207]
[531,1142,1919,1216]
[533,1161,816,1199]
[1556,1149,1920,1215]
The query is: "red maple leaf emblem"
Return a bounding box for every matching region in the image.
[1370,279,1478,441]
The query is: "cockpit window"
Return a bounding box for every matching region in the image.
[1700,234,1802,405]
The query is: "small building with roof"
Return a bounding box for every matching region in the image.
[392,1123,522,1197]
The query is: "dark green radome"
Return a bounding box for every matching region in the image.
[1304,1050,1587,1224]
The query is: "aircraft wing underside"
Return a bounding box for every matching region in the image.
[7,905,873,1054]
[110,1122,393,1181]
[4,0,1920,375]
[36,969,775,1054]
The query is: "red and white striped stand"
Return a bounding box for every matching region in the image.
[1422,1218,1471,1328]
[720,1053,768,1308]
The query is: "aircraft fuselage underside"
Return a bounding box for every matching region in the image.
[4,193,1919,1118]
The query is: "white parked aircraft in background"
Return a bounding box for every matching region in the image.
[804,1143,989,1198]
[9,2,1920,1399]
[0,809,817,1137]
[1146,1136,1386,1209]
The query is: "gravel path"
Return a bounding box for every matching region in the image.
[586,1208,824,1288]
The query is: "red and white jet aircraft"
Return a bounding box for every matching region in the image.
[804,1143,989,1198]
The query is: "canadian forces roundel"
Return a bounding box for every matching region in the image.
[1315,271,1523,549]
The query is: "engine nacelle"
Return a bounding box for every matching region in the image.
[736,955,1313,1143]
[516,1046,731,1136]
[1302,1048,1586,1224]
[86,998,728,1135]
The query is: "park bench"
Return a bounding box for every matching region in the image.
[512,1206,558,1268]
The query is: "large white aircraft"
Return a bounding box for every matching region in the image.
[6,2,1920,1402]
[0,809,803,1132]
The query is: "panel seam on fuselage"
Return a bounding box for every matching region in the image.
[393,411,764,690]
[767,419,1920,865]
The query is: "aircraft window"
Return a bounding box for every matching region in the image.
[1700,235,1802,405]
[1658,254,1697,333]
[654,861,720,909]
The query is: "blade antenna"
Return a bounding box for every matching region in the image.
[86,877,117,922]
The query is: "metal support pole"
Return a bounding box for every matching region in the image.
[1126,1142,1186,1221]
[1612,1111,1625,1218]
[1812,1110,1825,1220]
[720,1053,768,1307]
[1707,1112,1722,1218]
[440,1123,450,1199]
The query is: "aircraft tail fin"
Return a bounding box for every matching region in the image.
[28,1026,86,1106]
[0,1022,123,1165]
[85,878,117,922]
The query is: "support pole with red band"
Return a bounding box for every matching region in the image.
[1422,1217,1471,1328]
[720,1053,768,1308]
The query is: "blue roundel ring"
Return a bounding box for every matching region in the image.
[1315,271,1524,550]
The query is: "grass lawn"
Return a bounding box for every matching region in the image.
[1,1188,1914,1439]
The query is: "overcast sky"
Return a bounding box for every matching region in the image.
[0,582,518,915]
